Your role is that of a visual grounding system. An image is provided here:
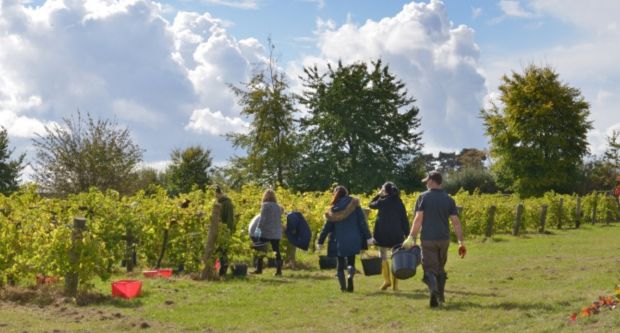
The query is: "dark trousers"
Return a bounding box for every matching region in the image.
[421,240,450,275]
[336,255,356,272]
[257,238,281,261]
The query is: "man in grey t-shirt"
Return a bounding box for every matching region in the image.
[402,171,466,307]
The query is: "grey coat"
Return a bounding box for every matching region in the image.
[258,202,283,240]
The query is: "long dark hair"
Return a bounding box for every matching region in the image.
[382,181,399,197]
[330,185,348,206]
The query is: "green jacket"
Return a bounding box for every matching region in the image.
[218,195,235,232]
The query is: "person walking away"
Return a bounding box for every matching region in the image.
[317,186,373,292]
[253,189,285,276]
[369,182,409,291]
[402,171,466,307]
[215,185,235,276]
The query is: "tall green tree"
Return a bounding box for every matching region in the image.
[166,146,212,195]
[32,112,143,195]
[227,40,299,187]
[481,65,592,197]
[295,59,423,193]
[0,127,25,195]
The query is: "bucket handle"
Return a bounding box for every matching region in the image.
[392,243,419,254]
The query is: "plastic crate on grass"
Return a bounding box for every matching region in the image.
[111,280,142,299]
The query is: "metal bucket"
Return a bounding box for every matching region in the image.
[391,244,421,280]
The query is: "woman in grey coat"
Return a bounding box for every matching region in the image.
[254,189,285,276]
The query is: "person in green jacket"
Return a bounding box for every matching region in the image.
[215,185,235,276]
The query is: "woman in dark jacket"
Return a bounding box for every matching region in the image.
[318,186,373,292]
[369,182,409,291]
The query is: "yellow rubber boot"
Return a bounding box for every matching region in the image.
[391,270,399,291]
[379,260,391,291]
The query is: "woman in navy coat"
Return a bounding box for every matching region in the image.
[369,182,409,291]
[317,185,372,292]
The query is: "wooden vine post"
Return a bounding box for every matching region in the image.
[124,224,135,272]
[201,202,221,280]
[538,204,548,233]
[575,196,581,229]
[557,198,564,229]
[65,217,86,297]
[485,205,496,238]
[512,203,524,236]
[592,194,598,224]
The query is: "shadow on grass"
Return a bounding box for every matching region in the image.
[284,272,334,281]
[446,290,501,297]
[441,300,557,312]
[364,289,428,300]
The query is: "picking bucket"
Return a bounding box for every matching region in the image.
[251,241,270,252]
[318,255,337,269]
[111,280,142,299]
[391,244,421,280]
[232,264,248,277]
[361,255,382,276]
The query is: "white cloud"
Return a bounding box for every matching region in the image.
[300,0,488,152]
[499,0,534,18]
[528,0,620,33]
[139,160,171,172]
[185,108,249,135]
[204,0,259,10]
[472,7,483,19]
[0,110,53,138]
[300,0,326,10]
[0,0,266,163]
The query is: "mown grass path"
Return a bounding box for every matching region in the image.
[1,224,619,332]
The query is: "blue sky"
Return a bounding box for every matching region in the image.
[1,0,618,178]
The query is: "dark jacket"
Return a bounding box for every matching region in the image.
[218,195,235,232]
[317,196,372,257]
[369,194,409,248]
[285,212,312,251]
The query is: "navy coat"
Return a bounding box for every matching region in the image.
[285,212,312,251]
[369,194,410,248]
[318,196,372,257]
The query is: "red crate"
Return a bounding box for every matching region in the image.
[157,268,173,278]
[111,280,142,299]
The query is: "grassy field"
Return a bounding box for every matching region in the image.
[1,223,619,333]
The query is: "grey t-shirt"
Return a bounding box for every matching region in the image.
[414,189,458,241]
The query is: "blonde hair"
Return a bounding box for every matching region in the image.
[262,189,277,203]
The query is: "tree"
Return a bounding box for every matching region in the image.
[227,39,299,187]
[295,59,423,193]
[0,128,25,195]
[457,148,487,169]
[32,112,143,195]
[603,131,620,174]
[443,167,497,194]
[577,132,620,193]
[481,65,592,197]
[166,145,212,195]
[130,167,166,195]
